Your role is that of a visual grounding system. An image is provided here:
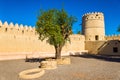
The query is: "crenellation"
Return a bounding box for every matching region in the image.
[28,26,32,31]
[91,12,94,14]
[0,20,2,26]
[4,21,9,27]
[9,22,14,28]
[0,20,38,36]
[82,12,104,21]
[105,34,120,40]
[24,25,28,30]
[20,24,23,29]
[15,23,19,29]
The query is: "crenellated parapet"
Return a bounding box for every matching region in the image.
[0,20,2,26]
[82,12,104,21]
[0,20,36,36]
[105,34,120,40]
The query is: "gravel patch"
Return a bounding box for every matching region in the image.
[0,56,120,80]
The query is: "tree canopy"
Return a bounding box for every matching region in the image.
[77,31,81,34]
[36,9,77,59]
[117,25,120,32]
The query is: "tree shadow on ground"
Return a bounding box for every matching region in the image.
[25,57,55,63]
[71,54,120,63]
[25,58,45,62]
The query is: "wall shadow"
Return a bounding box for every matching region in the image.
[71,54,120,63]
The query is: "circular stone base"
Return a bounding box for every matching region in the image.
[40,60,57,70]
[19,68,45,79]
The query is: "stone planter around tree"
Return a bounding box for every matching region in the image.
[56,57,71,65]
[40,59,57,70]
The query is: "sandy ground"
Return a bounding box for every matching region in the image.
[0,55,120,80]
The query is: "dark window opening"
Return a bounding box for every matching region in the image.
[118,41,120,43]
[95,35,99,40]
[5,28,7,32]
[22,30,24,34]
[0,26,1,28]
[113,47,118,53]
[96,14,98,16]
[115,42,118,45]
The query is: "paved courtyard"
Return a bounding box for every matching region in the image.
[0,55,120,80]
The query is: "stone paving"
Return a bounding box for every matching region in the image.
[0,55,120,80]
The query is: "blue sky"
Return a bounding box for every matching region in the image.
[0,0,120,35]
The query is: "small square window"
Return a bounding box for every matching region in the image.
[95,35,99,40]
[5,28,7,32]
[22,30,24,34]
[113,47,118,53]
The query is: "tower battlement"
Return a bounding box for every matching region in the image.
[82,12,104,21]
[82,12,105,41]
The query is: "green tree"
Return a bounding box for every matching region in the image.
[117,25,120,32]
[36,9,76,59]
[77,31,81,34]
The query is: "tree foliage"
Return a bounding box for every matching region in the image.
[77,31,81,34]
[117,25,120,32]
[36,9,77,59]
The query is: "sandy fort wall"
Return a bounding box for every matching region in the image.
[0,21,85,60]
[1,12,120,60]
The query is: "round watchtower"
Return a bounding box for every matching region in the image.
[82,12,105,41]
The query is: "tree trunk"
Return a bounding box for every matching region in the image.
[55,45,62,59]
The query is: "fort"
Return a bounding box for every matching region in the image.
[0,12,120,60]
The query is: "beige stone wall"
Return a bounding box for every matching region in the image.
[85,41,106,54]
[0,21,85,60]
[0,33,85,54]
[82,12,105,41]
[85,40,120,55]
[65,35,85,52]
[98,40,120,55]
